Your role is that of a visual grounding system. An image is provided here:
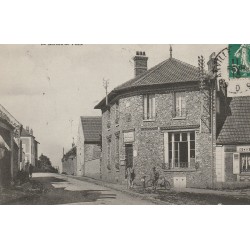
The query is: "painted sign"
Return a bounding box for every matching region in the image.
[123,131,134,143]
[237,146,250,153]
[233,153,240,174]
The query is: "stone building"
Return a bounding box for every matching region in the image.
[95,51,225,189]
[0,104,23,186]
[216,96,250,184]
[21,127,39,167]
[76,116,102,178]
[61,146,77,175]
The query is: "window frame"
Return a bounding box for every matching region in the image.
[174,92,187,118]
[143,94,156,120]
[165,131,196,169]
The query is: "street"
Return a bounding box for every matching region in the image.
[3,173,155,205]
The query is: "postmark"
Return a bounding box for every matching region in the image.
[214,45,250,97]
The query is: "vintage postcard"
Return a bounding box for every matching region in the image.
[1,44,250,205]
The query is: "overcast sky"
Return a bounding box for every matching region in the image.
[0,44,225,166]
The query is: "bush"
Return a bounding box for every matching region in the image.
[15,170,29,185]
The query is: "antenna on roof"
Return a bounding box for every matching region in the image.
[170,45,173,59]
[103,78,109,106]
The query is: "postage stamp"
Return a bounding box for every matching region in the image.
[228,44,250,78]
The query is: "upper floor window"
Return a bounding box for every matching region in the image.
[174,92,186,118]
[115,101,119,124]
[143,94,155,120]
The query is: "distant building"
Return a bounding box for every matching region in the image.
[0,104,23,186]
[216,96,250,183]
[76,116,102,178]
[61,146,77,175]
[21,127,39,167]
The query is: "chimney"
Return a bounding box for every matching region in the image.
[26,126,29,133]
[30,128,33,136]
[207,52,216,75]
[133,51,148,77]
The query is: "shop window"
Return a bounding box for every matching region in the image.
[167,131,195,168]
[143,94,155,120]
[241,154,250,172]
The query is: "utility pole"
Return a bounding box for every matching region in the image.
[103,78,109,106]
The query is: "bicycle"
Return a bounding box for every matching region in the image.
[146,175,171,191]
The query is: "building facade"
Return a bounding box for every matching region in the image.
[216,96,250,185]
[61,146,77,175]
[0,104,23,186]
[95,51,224,189]
[76,116,102,178]
[21,127,39,167]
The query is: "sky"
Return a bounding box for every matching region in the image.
[0,44,225,166]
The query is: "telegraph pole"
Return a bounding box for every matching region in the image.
[103,78,109,106]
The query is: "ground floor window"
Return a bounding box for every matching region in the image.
[107,137,111,170]
[241,153,250,172]
[115,135,120,170]
[165,131,195,168]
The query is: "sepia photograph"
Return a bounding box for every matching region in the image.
[1,44,250,205]
[1,1,250,250]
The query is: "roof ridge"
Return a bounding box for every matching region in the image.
[115,58,170,90]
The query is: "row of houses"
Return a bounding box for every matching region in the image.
[62,49,250,189]
[0,104,39,187]
[61,116,102,179]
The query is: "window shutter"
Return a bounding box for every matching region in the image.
[143,95,147,119]
[233,153,240,174]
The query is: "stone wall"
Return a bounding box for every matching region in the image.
[100,84,217,188]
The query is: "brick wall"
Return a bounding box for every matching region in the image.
[100,84,217,188]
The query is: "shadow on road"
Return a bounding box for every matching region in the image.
[2,177,117,205]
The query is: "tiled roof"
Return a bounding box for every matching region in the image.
[21,129,33,137]
[95,57,203,109]
[115,58,201,91]
[62,146,76,161]
[217,96,250,145]
[81,116,102,143]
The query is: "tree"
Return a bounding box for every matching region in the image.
[38,153,52,169]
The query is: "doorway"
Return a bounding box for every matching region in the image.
[125,144,133,169]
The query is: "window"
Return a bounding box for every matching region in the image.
[143,94,155,120]
[174,92,186,117]
[115,135,120,170]
[107,137,111,170]
[167,131,195,168]
[115,101,119,124]
[107,108,111,128]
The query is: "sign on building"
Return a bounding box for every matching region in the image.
[123,131,134,143]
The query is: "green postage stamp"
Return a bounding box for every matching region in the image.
[229,44,250,78]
